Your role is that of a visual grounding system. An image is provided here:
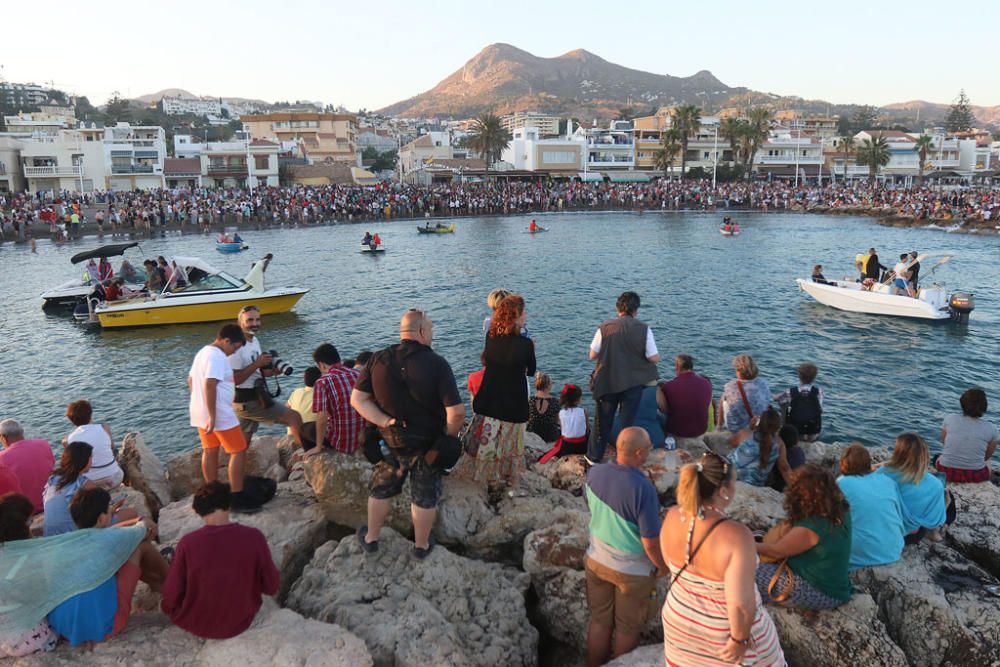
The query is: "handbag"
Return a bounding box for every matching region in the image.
[758,521,792,563]
[767,560,796,603]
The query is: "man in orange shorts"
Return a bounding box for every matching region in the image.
[188,324,257,512]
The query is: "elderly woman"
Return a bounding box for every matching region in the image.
[836,444,907,569]
[876,433,952,543]
[717,354,772,432]
[64,399,123,487]
[461,294,536,489]
[937,388,998,483]
[756,465,853,610]
[660,452,785,666]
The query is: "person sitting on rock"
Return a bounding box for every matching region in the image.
[43,442,138,537]
[875,433,954,543]
[773,363,824,443]
[286,366,321,451]
[584,427,666,666]
[161,481,278,639]
[0,418,55,515]
[726,408,788,487]
[767,425,805,493]
[64,399,124,488]
[717,355,771,433]
[937,387,998,483]
[656,354,713,450]
[836,444,907,569]
[46,488,169,647]
[755,464,854,610]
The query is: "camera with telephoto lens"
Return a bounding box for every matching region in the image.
[266,349,294,376]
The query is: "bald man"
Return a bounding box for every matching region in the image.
[584,427,667,666]
[351,309,464,560]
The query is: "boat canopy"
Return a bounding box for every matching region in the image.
[171,256,223,276]
[70,242,140,264]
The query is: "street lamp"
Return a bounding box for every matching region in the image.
[712,122,718,188]
[244,125,253,198]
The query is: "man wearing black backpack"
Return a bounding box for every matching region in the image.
[350,309,465,560]
[775,362,824,443]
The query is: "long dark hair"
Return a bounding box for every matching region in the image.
[56,442,93,491]
[0,493,34,543]
[756,407,782,467]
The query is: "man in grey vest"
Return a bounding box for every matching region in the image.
[587,292,660,464]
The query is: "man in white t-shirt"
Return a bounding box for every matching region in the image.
[889,253,916,298]
[189,324,255,512]
[229,306,303,447]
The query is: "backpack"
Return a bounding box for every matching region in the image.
[787,386,822,436]
[241,475,277,507]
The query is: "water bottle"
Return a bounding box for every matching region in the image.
[664,436,677,451]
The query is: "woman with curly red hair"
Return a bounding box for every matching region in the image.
[755,464,854,610]
[459,294,536,489]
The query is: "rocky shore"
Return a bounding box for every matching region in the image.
[12,431,1000,666]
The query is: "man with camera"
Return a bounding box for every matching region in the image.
[350,309,464,560]
[230,305,303,447]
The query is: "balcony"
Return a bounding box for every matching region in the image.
[207,163,248,176]
[930,158,960,168]
[587,141,633,149]
[756,155,824,165]
[589,156,634,166]
[111,164,158,174]
[24,165,82,177]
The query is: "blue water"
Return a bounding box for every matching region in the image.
[2,211,998,459]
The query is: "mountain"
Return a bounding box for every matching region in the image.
[133,88,269,106]
[378,43,747,119]
[882,100,1000,127]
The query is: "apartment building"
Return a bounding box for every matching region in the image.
[775,111,839,139]
[172,134,279,188]
[754,129,825,180]
[4,111,76,135]
[501,112,562,137]
[0,137,25,192]
[501,125,583,174]
[575,121,635,171]
[241,112,357,163]
[399,131,453,176]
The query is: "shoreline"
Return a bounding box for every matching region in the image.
[3,204,998,245]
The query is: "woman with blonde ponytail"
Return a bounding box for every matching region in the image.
[660,452,785,666]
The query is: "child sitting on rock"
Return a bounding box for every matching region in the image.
[539,384,589,463]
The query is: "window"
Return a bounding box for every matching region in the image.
[254,156,269,170]
[542,150,577,164]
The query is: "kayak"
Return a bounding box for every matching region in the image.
[719,229,740,236]
[417,224,455,234]
[527,228,548,234]
[216,242,248,253]
[360,244,385,254]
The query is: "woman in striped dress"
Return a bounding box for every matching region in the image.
[660,452,785,667]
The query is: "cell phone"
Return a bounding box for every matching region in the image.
[986,585,1000,597]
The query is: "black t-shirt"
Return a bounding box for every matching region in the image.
[473,334,537,423]
[356,340,461,439]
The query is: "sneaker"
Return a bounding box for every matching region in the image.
[413,538,435,561]
[356,525,379,554]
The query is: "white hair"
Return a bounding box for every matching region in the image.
[0,418,24,442]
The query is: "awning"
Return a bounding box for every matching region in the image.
[577,171,603,182]
[70,242,140,265]
[608,172,650,183]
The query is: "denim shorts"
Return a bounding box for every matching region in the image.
[368,450,442,509]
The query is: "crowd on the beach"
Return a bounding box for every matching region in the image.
[1,290,997,664]
[2,180,999,240]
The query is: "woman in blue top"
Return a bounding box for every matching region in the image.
[876,432,952,543]
[43,443,138,537]
[727,407,786,487]
[836,444,907,570]
[717,354,772,432]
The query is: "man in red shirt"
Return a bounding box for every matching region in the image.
[655,354,713,447]
[0,419,55,514]
[311,343,363,455]
[161,482,278,639]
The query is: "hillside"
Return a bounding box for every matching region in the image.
[133,88,269,106]
[377,43,747,119]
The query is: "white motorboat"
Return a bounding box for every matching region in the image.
[796,255,974,322]
[41,242,143,308]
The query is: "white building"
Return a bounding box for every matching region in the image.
[0,136,25,192]
[161,96,223,116]
[754,128,825,180]
[399,131,453,176]
[173,134,279,188]
[0,82,52,108]
[3,111,76,135]
[576,121,635,171]
[502,124,584,173]
[501,112,562,137]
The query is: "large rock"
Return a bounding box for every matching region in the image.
[530,451,680,500]
[851,541,1000,666]
[287,529,538,667]
[157,480,327,600]
[727,482,785,532]
[522,516,590,647]
[166,435,281,500]
[947,481,1000,579]
[120,432,171,518]
[12,601,372,666]
[767,594,907,667]
[605,645,662,667]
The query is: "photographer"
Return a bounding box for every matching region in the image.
[230,305,303,447]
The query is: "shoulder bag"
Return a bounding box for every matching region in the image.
[760,521,796,602]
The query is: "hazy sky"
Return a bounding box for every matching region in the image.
[4,0,997,110]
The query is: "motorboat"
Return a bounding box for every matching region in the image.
[41,242,144,308]
[360,244,385,253]
[796,255,974,322]
[720,228,741,236]
[82,255,308,328]
[417,223,455,234]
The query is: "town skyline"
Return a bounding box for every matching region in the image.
[3,0,999,112]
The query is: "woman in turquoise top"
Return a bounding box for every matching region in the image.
[836,444,907,570]
[876,432,952,543]
[756,464,853,609]
[727,407,786,487]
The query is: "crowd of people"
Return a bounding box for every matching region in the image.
[0,288,996,663]
[2,180,1000,241]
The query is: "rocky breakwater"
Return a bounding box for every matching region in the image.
[805,203,999,235]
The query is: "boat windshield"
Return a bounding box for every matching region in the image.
[173,272,245,293]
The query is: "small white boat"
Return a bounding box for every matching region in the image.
[360,244,385,254]
[42,242,143,308]
[720,229,741,236]
[796,274,974,322]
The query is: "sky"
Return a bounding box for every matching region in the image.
[3,0,998,111]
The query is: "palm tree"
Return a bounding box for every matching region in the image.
[654,128,683,179]
[466,113,512,170]
[670,104,701,179]
[835,135,856,181]
[743,107,773,178]
[914,134,934,184]
[719,117,747,167]
[855,133,891,186]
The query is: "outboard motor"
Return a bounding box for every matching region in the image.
[948,292,975,324]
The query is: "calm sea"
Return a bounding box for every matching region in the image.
[3,211,998,459]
